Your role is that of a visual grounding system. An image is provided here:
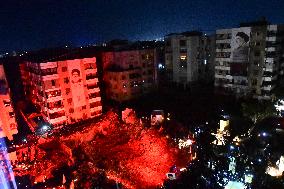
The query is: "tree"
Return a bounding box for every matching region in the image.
[241,100,277,123]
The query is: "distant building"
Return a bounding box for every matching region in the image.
[165,31,215,88]
[0,64,18,140]
[214,20,284,99]
[20,57,102,127]
[102,42,162,102]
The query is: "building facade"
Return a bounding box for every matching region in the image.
[214,22,284,99]
[102,48,158,102]
[20,57,102,127]
[0,64,18,140]
[165,31,215,88]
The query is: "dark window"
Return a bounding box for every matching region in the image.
[51,80,56,86]
[90,101,101,108]
[86,73,97,80]
[49,111,65,119]
[89,92,99,99]
[9,112,15,118]
[87,84,98,89]
[180,40,186,46]
[69,108,74,113]
[67,98,72,104]
[62,67,67,72]
[64,77,69,84]
[66,88,71,95]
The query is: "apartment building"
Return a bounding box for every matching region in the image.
[0,64,18,140]
[214,20,284,99]
[20,57,102,127]
[165,31,215,88]
[102,47,159,102]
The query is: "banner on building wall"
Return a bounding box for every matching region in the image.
[230,28,251,76]
[0,65,8,95]
[68,61,86,109]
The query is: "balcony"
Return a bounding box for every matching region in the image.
[49,116,67,125]
[216,39,231,44]
[215,66,230,70]
[46,95,63,103]
[89,97,101,103]
[42,74,59,81]
[45,87,61,92]
[262,85,275,91]
[265,47,276,52]
[215,74,227,79]
[88,88,100,94]
[90,106,102,112]
[266,36,276,41]
[85,68,97,75]
[86,78,98,85]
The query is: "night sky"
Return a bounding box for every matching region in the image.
[0,0,284,53]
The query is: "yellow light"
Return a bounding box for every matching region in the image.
[219,120,229,131]
[180,55,187,60]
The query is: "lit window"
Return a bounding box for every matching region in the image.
[180,55,187,60]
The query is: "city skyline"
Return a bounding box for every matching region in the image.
[0,0,284,53]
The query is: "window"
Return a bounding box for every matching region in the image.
[67,98,72,104]
[86,73,97,80]
[9,112,15,118]
[84,63,96,70]
[64,77,69,84]
[66,88,71,95]
[49,111,65,119]
[129,73,141,79]
[166,40,171,46]
[10,123,16,129]
[180,40,186,46]
[41,67,57,76]
[62,67,67,72]
[3,100,11,107]
[90,101,101,108]
[87,84,98,89]
[180,55,187,61]
[51,80,56,86]
[89,92,99,99]
[69,108,74,113]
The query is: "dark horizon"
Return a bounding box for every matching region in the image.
[1,0,284,53]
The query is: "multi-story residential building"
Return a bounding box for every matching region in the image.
[214,20,284,99]
[165,31,215,88]
[102,45,160,102]
[0,64,18,140]
[20,57,102,127]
